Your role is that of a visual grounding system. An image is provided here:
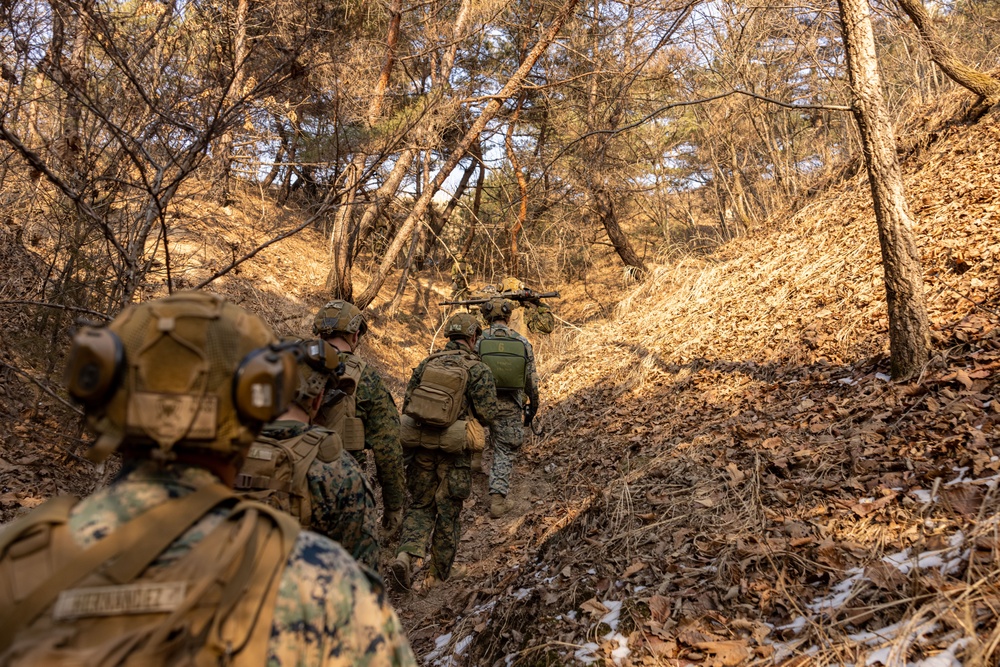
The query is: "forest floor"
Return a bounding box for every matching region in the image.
[2,96,1000,666]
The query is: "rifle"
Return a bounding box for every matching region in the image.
[439,289,560,307]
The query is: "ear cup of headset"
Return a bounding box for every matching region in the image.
[233,345,297,423]
[65,327,125,407]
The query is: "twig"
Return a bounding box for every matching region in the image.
[194,200,336,289]
[0,360,83,415]
[0,300,112,320]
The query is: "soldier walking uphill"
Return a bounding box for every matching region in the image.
[390,313,498,591]
[235,340,379,569]
[476,298,540,519]
[0,291,415,666]
[312,300,407,540]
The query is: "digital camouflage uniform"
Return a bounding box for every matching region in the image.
[476,322,540,498]
[397,340,498,580]
[319,351,407,518]
[260,420,380,569]
[66,463,416,667]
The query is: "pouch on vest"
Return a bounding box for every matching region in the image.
[400,415,468,454]
[0,486,299,667]
[236,429,335,529]
[321,355,366,451]
[479,334,527,392]
[526,304,555,334]
[403,352,470,428]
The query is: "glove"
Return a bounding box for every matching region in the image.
[381,508,403,536]
[523,401,538,427]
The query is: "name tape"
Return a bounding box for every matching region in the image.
[52,582,188,619]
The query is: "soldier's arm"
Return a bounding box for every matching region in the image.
[467,363,499,426]
[520,335,541,404]
[306,457,379,569]
[268,532,417,666]
[355,367,407,512]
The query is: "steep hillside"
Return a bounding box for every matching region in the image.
[395,108,1000,665]
[3,94,1000,666]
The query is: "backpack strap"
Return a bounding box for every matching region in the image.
[209,502,300,663]
[0,482,234,653]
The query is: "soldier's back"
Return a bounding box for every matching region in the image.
[6,464,415,667]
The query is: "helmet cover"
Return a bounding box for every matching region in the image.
[83,291,286,463]
[313,300,368,338]
[445,312,481,339]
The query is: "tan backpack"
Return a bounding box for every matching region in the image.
[0,483,299,667]
[235,428,342,529]
[320,355,366,451]
[400,350,484,453]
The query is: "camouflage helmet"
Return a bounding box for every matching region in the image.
[444,312,481,339]
[65,291,296,464]
[501,276,523,292]
[480,298,514,322]
[313,300,368,338]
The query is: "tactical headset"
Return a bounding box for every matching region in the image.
[480,298,512,321]
[66,325,296,425]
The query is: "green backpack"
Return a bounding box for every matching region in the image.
[479,332,527,391]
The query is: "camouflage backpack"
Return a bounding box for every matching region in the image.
[0,484,298,667]
[526,303,555,334]
[400,350,484,453]
[235,427,343,529]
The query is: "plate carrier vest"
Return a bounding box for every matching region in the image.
[322,354,366,451]
[0,483,299,666]
[235,427,343,529]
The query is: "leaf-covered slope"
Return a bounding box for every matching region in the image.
[402,109,1000,665]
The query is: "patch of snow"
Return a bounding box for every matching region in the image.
[776,616,807,633]
[454,636,473,656]
[586,568,596,575]
[838,378,857,385]
[567,610,578,621]
[425,633,453,662]
[574,642,601,664]
[608,633,631,665]
[946,467,970,485]
[910,489,934,503]
[866,646,891,665]
[875,372,891,382]
[914,638,971,667]
[514,587,533,601]
[599,600,623,636]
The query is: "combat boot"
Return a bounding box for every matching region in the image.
[489,493,507,519]
[390,552,412,592]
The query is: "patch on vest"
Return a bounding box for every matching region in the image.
[52,582,188,619]
[247,444,274,460]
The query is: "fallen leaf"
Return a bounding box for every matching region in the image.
[622,561,647,578]
[956,370,973,390]
[580,598,609,617]
[694,640,752,666]
[648,595,671,623]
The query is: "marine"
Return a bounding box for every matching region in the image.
[237,344,379,568]
[476,297,541,518]
[312,300,407,540]
[0,291,415,666]
[390,312,498,591]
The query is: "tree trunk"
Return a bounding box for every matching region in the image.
[594,189,645,272]
[504,93,528,276]
[838,0,931,380]
[354,0,582,309]
[896,0,1000,111]
[324,0,403,299]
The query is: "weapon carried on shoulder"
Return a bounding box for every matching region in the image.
[440,288,560,307]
